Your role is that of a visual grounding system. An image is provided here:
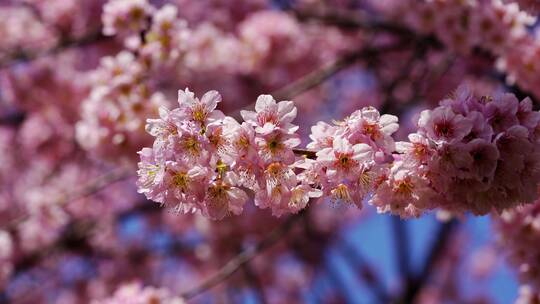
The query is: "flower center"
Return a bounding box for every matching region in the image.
[336,153,355,171]
[266,135,283,154]
[173,172,189,191]
[182,136,201,156]
[191,103,208,124]
[331,184,352,203]
[208,182,230,200]
[413,143,428,159]
[394,178,414,197]
[434,121,454,138]
[363,122,380,140]
[257,111,279,126]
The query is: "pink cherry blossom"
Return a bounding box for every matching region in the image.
[202,172,248,220]
[102,0,153,37]
[418,106,473,144]
[94,282,185,304]
[177,88,224,127]
[306,121,337,150]
[370,161,436,218]
[241,94,298,135]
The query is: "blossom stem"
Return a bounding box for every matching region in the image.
[0,29,111,69]
[293,148,317,159]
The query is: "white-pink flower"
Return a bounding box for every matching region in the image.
[370,161,436,218]
[316,138,373,181]
[418,106,473,143]
[102,0,153,36]
[307,121,338,150]
[256,130,300,165]
[241,94,298,135]
[466,139,499,181]
[346,107,399,153]
[177,88,225,127]
[202,172,248,220]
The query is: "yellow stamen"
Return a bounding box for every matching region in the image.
[173,172,189,191]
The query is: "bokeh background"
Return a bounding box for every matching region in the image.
[1,0,539,303]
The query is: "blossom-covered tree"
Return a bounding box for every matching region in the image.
[1,0,540,303]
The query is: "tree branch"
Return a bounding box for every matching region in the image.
[337,237,389,303]
[230,40,411,120]
[180,212,304,300]
[398,219,459,303]
[0,30,112,69]
[392,217,411,289]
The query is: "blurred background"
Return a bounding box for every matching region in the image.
[0,0,539,303]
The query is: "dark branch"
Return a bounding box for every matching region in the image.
[337,238,390,303]
[180,212,303,300]
[398,219,459,303]
[0,30,112,69]
[392,217,411,288]
[230,40,412,120]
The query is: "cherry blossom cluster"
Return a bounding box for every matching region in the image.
[76,51,167,161]
[395,0,535,55]
[497,33,540,99]
[94,282,185,304]
[375,0,540,100]
[101,0,341,70]
[302,108,399,209]
[387,86,540,216]
[0,6,58,62]
[79,0,350,161]
[496,201,540,298]
[138,85,540,220]
[102,0,154,37]
[138,89,322,219]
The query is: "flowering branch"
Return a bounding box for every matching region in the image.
[297,6,539,104]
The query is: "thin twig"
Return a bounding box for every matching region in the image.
[298,7,538,106]
[180,212,303,300]
[293,8,417,38]
[0,30,111,69]
[241,262,269,304]
[293,148,317,159]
